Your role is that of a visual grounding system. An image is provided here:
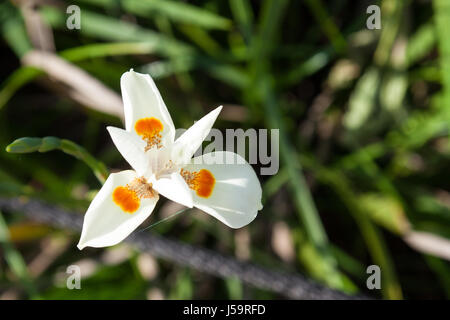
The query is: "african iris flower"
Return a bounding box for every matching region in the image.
[78,70,262,250]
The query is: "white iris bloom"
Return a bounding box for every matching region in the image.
[78,70,263,250]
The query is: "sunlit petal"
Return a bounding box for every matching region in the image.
[107,126,149,176]
[181,151,262,228]
[121,70,175,146]
[172,106,222,165]
[78,170,159,249]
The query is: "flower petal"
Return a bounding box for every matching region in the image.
[181,151,262,228]
[121,70,175,146]
[152,172,194,208]
[172,106,222,165]
[107,126,149,176]
[78,170,159,249]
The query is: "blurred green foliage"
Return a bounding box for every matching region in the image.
[0,0,449,300]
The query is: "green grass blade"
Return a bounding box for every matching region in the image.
[176,24,222,56]
[433,0,450,112]
[247,0,349,290]
[121,0,232,30]
[0,212,38,298]
[406,23,436,67]
[224,276,243,300]
[374,0,405,67]
[40,6,192,57]
[59,42,159,61]
[425,255,450,298]
[0,42,165,111]
[0,4,32,58]
[140,55,249,88]
[229,0,254,42]
[304,0,347,54]
[343,67,380,131]
[0,67,43,111]
[300,155,403,299]
[280,50,332,87]
[257,77,351,290]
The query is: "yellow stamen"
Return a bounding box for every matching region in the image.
[180,168,215,198]
[134,117,163,151]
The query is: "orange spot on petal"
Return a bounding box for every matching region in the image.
[135,117,164,150]
[195,169,215,198]
[112,186,140,213]
[181,169,215,198]
[135,117,163,137]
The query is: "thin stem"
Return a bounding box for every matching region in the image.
[139,208,190,232]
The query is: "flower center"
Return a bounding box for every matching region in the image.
[134,117,163,151]
[112,177,156,213]
[180,168,215,198]
[154,159,176,179]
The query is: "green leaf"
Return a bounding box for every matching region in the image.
[0,67,43,111]
[225,276,243,300]
[343,67,380,130]
[374,0,405,67]
[380,71,408,112]
[294,230,358,294]
[248,0,350,291]
[0,42,159,111]
[169,268,193,299]
[358,193,411,235]
[229,0,254,41]
[304,0,347,54]
[280,50,332,87]
[0,4,32,57]
[0,169,32,196]
[40,6,192,57]
[139,55,249,88]
[433,0,450,112]
[406,23,436,67]
[298,154,403,299]
[0,212,38,298]
[59,42,159,62]
[121,0,232,30]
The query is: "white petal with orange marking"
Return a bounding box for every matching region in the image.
[172,106,222,165]
[181,151,262,228]
[77,170,159,250]
[107,126,149,176]
[120,70,175,146]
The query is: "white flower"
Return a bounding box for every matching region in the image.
[78,70,263,250]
